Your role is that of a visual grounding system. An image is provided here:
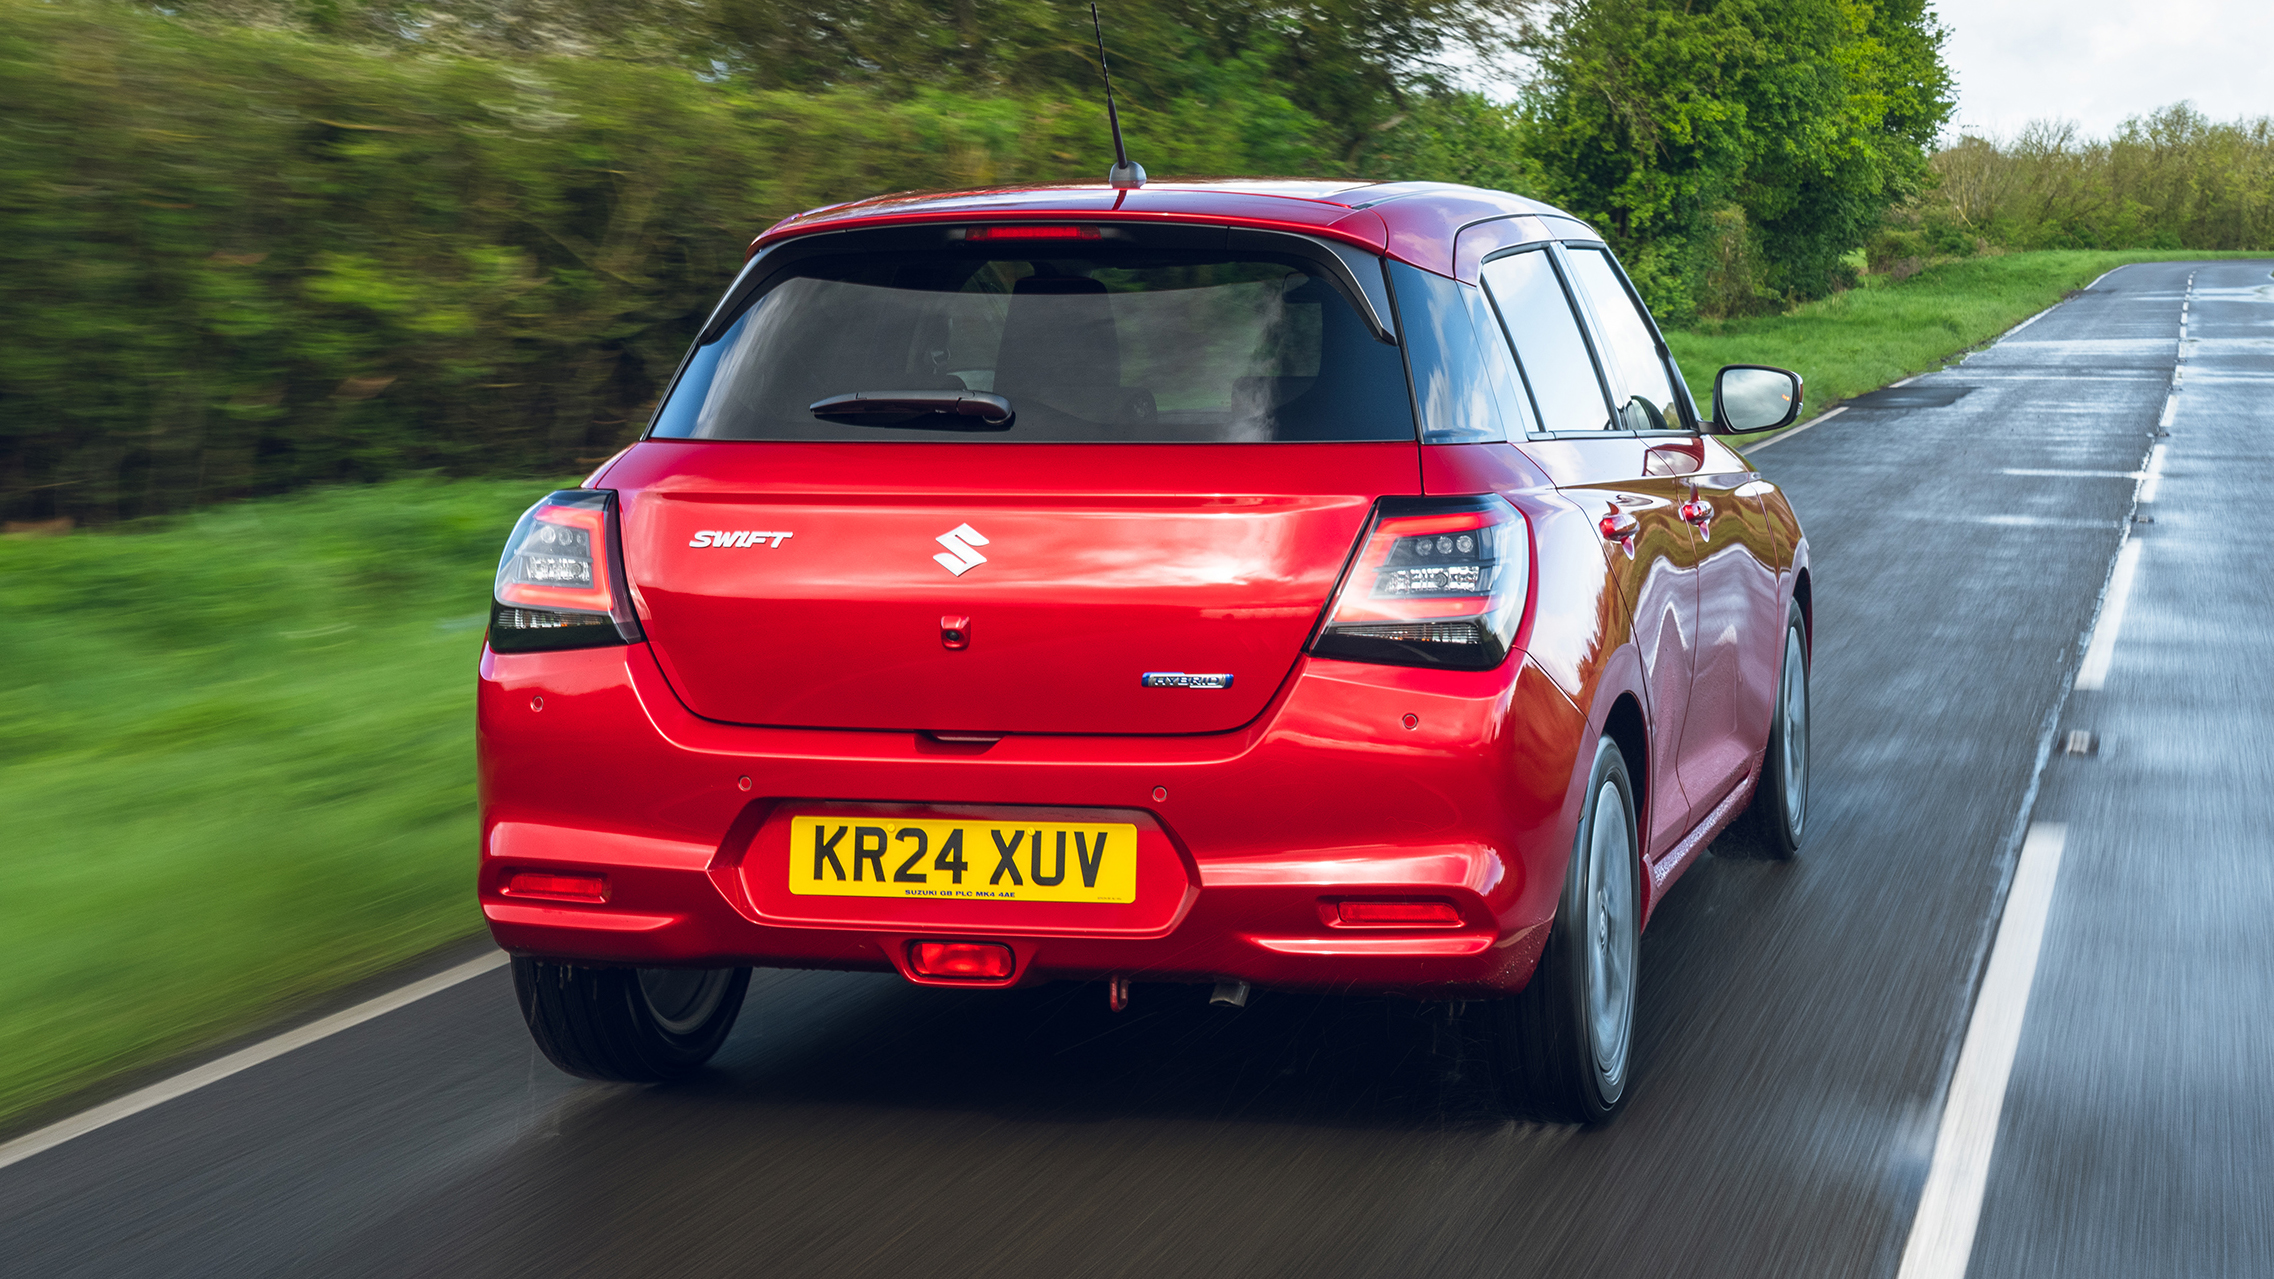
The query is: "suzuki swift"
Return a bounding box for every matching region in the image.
[478,178,1812,1124]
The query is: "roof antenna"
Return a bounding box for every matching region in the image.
[1090,3,1146,189]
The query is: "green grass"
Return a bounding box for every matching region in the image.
[0,478,561,1129]
[1667,249,2274,443]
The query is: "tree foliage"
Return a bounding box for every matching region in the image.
[158,0,1529,152]
[0,0,1356,524]
[0,0,1984,521]
[1520,0,1952,318]
[1898,105,2274,258]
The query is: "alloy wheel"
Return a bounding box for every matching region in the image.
[1780,626,1809,841]
[1584,779,1637,1094]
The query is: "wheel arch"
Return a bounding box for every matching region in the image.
[1791,564,1813,657]
[1598,692,1648,830]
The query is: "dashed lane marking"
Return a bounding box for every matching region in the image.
[2074,539,2143,691]
[0,951,510,1173]
[1897,823,2070,1279]
[2137,444,2168,504]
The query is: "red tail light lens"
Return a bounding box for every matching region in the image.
[1310,496,1528,670]
[503,871,608,903]
[1337,899,1463,927]
[489,490,644,652]
[909,941,1016,980]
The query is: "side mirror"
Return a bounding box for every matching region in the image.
[1712,365,1803,434]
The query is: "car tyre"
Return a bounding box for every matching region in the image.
[1723,600,1809,860]
[512,958,750,1082]
[1489,736,1640,1125]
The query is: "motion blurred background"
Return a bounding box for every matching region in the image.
[2,0,2269,1130]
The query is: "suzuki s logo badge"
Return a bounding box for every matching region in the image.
[689,530,793,548]
[933,523,990,576]
[1141,672,1234,689]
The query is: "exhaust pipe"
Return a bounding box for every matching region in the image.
[1209,981,1250,1008]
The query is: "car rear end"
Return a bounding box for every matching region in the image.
[478,208,1588,999]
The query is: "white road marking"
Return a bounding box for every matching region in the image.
[1744,405,1845,452]
[1959,515,2122,529]
[1955,374,2167,383]
[2074,539,2143,691]
[2159,394,2177,428]
[0,951,509,1172]
[2002,305,2057,336]
[2137,444,2168,504]
[1897,823,2070,1279]
[1996,468,2142,479]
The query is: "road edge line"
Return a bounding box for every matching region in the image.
[1748,283,2086,454]
[1895,823,2069,1279]
[1743,405,1846,452]
[0,951,509,1173]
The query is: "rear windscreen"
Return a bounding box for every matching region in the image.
[648,246,1416,443]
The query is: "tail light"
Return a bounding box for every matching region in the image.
[1310,496,1528,671]
[489,490,644,652]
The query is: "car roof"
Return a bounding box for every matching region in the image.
[751,179,1599,281]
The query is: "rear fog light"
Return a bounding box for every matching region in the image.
[910,941,1015,979]
[503,871,609,903]
[1336,900,1462,927]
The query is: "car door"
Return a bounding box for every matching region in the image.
[1478,244,1699,861]
[1559,244,1781,817]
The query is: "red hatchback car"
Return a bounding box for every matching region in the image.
[479,179,1811,1123]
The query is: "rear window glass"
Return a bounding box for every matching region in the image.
[651,247,1415,443]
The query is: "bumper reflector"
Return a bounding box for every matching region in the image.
[910,941,1015,980]
[1337,900,1461,927]
[503,871,608,903]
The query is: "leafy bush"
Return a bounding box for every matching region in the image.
[1922,108,2274,254]
[0,0,1338,524]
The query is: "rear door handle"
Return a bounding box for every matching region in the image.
[1680,500,1714,525]
[1599,508,1639,541]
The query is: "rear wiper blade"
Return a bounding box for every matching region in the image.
[808,391,1014,431]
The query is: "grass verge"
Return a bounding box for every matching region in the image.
[1667,249,2272,443]
[0,478,558,1130]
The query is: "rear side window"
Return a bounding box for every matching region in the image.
[1561,248,1691,432]
[650,247,1415,443]
[1479,249,1612,434]
[1387,260,1533,444]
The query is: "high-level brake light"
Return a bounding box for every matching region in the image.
[1310,496,1529,670]
[489,490,644,652]
[963,225,1101,241]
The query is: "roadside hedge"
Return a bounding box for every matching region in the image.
[0,0,1333,524]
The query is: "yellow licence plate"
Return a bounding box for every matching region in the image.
[787,816,1140,904]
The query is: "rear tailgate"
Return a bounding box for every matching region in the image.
[610,440,1418,735]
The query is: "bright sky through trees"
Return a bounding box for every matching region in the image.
[1936,0,2274,136]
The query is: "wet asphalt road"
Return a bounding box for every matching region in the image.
[3,261,2269,1278]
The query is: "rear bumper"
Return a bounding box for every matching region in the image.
[477,642,1589,997]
